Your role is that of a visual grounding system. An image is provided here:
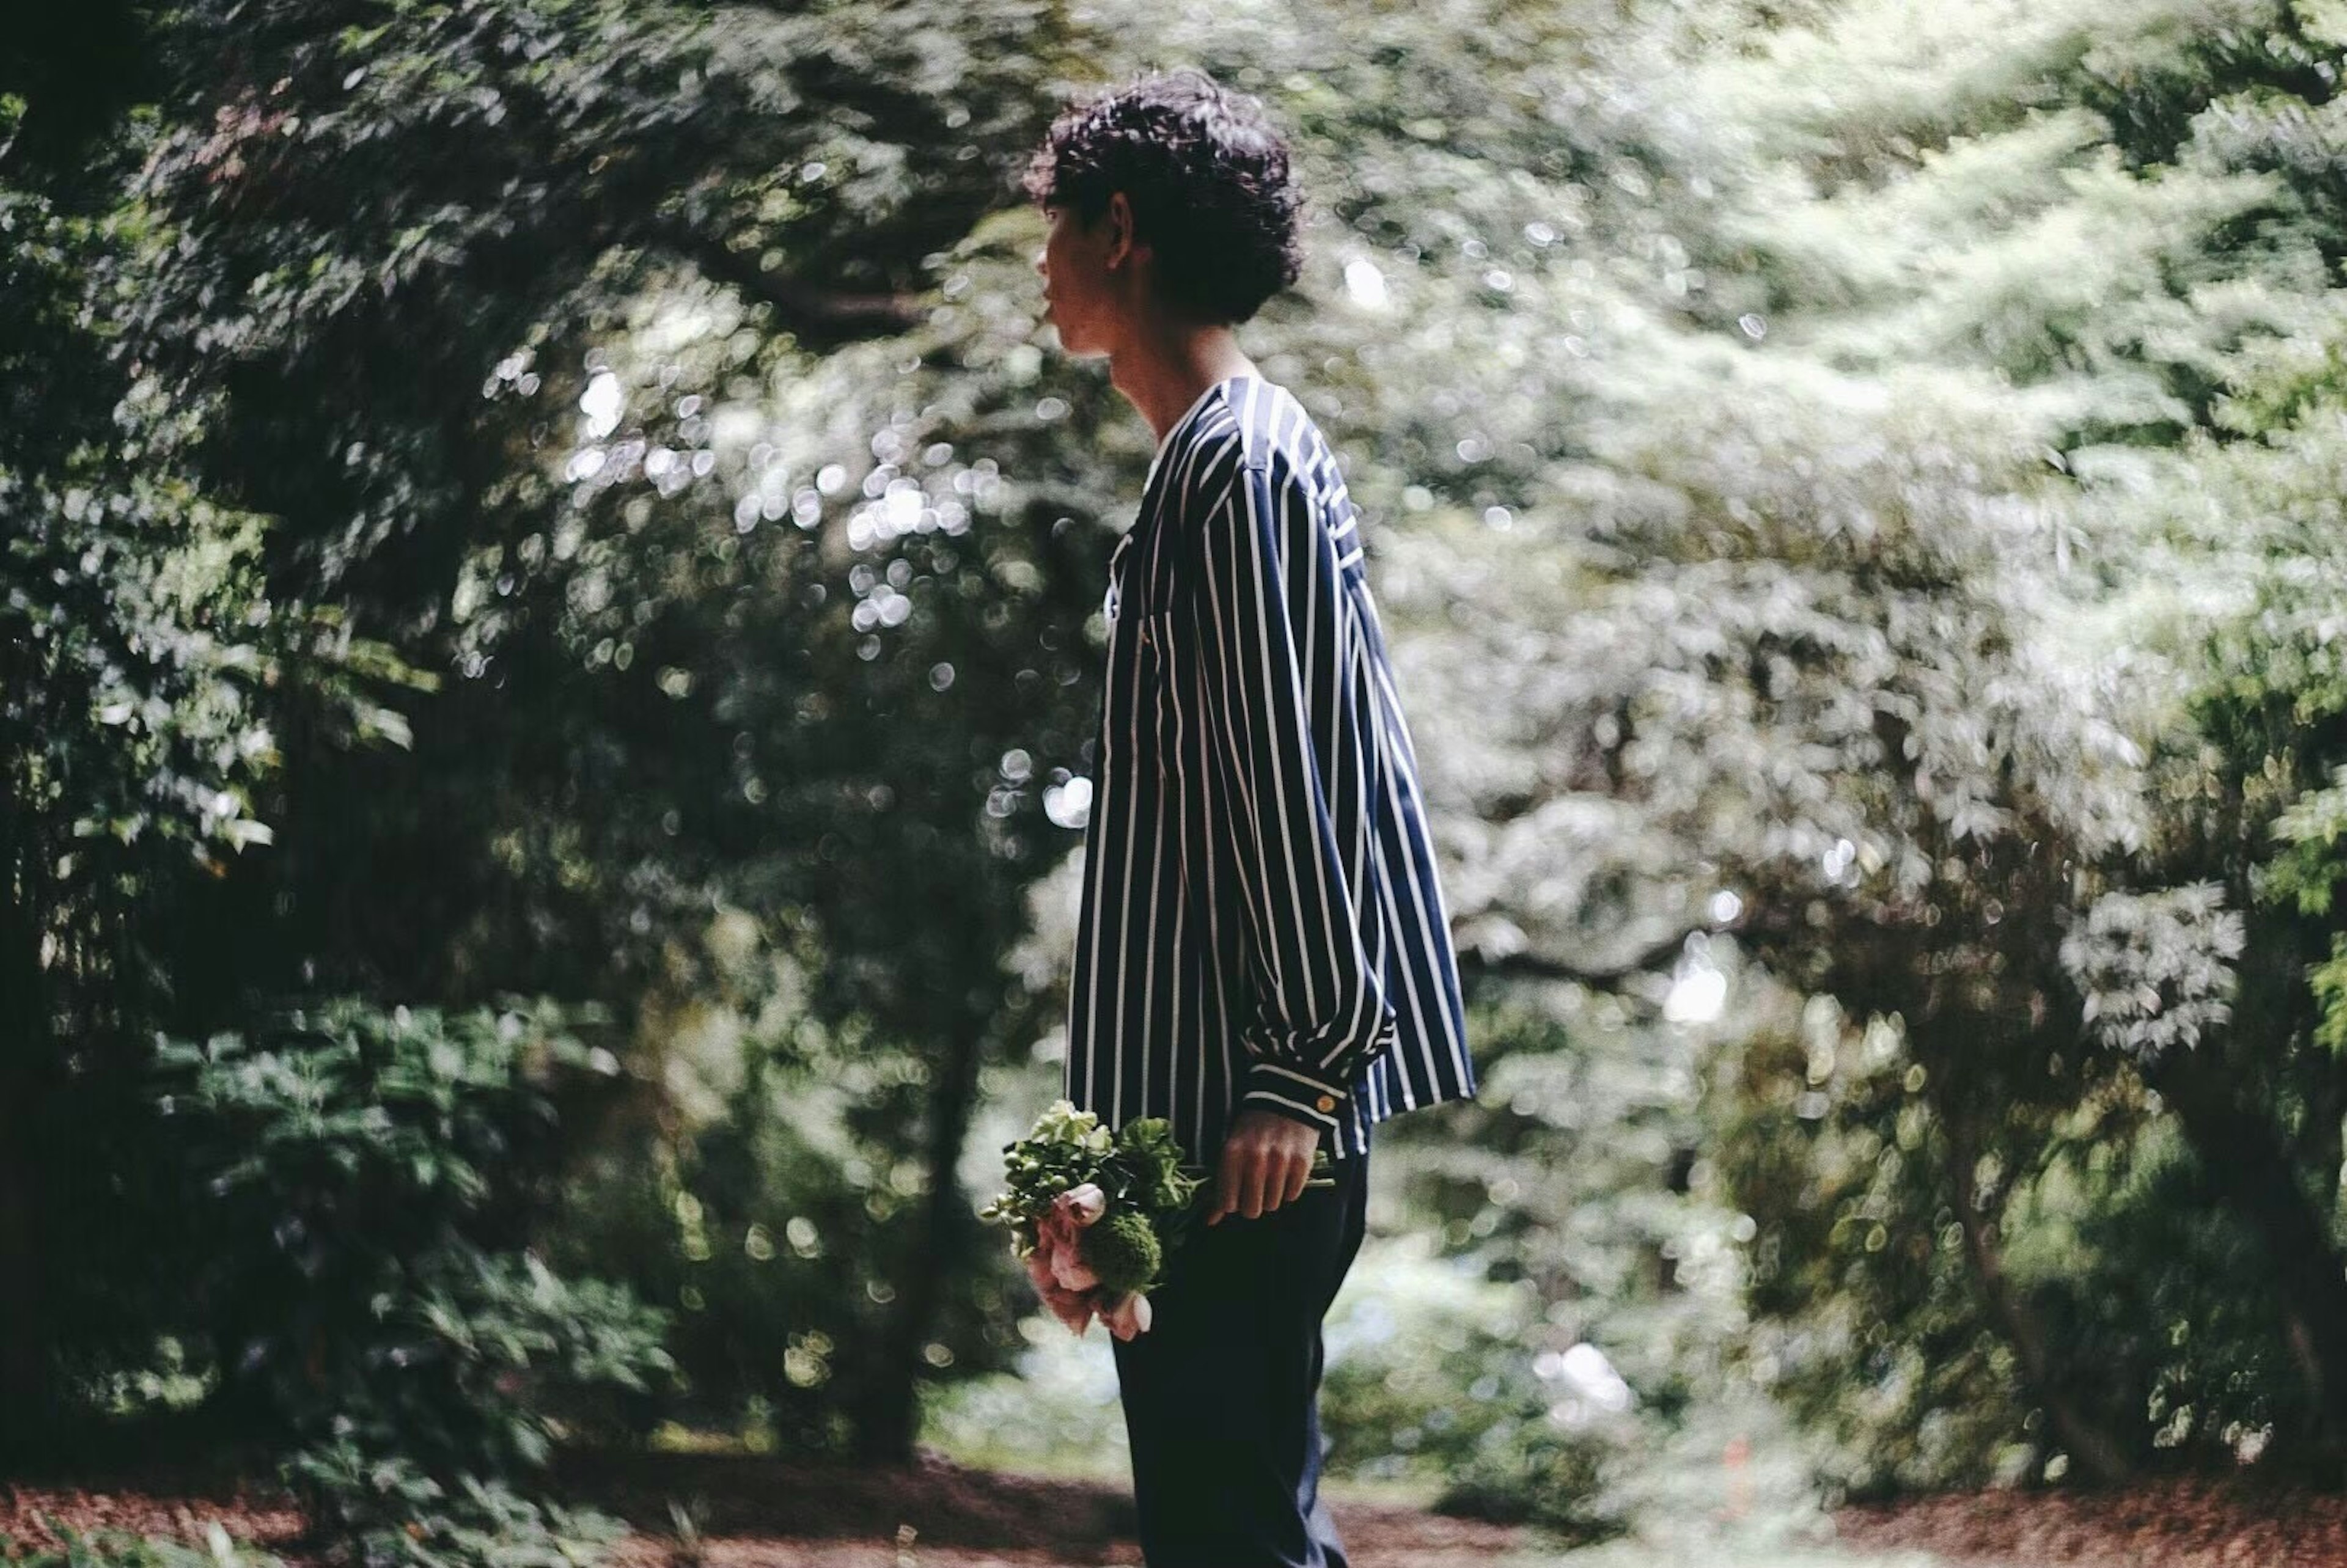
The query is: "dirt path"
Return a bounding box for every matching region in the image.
[1831,1476,2347,1568]
[557,1449,1530,1567]
[0,1454,1532,1568]
[9,1450,2347,1568]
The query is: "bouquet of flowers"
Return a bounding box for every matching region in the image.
[977,1099,1332,1340]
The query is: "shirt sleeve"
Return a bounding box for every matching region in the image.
[1188,449,1397,1140]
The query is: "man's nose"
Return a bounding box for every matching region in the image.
[1034,247,1047,277]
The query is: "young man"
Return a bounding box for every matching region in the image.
[1024,67,1478,1568]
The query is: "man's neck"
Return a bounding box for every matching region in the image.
[1109,326,1260,449]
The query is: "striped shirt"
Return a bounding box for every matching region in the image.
[1063,373,1478,1163]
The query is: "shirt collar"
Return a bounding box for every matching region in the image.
[1144,373,1258,490]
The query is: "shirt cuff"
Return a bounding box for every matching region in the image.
[1239,1058,1353,1137]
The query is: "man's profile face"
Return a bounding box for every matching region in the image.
[1035,195,1139,357]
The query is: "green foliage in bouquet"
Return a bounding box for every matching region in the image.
[977,1101,1205,1273]
[1084,1211,1165,1297]
[978,1100,1333,1297]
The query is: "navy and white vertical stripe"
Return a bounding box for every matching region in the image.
[1063,375,1478,1163]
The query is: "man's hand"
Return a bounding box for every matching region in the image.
[1207,1107,1321,1225]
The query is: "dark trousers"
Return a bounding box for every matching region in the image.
[1110,1143,1370,1568]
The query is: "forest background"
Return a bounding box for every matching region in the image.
[11,0,2347,1560]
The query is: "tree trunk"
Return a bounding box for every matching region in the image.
[0,809,54,1440]
[853,1010,986,1465]
[2157,1041,2347,1453]
[0,1082,46,1435]
[1945,1110,2134,1484]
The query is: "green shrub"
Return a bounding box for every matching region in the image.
[152,996,674,1563]
[286,1443,626,1568]
[0,1521,285,1568]
[1318,1236,1631,1545]
[2019,1128,2317,1470]
[545,1046,1033,1456]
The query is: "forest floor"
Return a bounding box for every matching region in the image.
[6,1449,2347,1568]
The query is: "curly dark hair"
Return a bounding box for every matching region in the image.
[1021,67,1306,327]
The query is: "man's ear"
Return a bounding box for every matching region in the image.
[1104,190,1150,273]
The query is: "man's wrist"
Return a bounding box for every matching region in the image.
[1240,1058,1351,1136]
